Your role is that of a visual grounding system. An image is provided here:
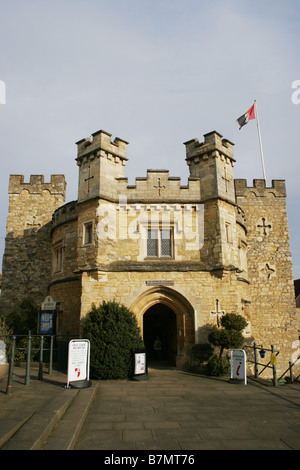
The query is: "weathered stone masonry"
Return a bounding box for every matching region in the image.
[0,129,298,376]
[1,175,66,314]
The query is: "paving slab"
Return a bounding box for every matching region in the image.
[74,366,300,451]
[0,366,69,449]
[1,365,300,451]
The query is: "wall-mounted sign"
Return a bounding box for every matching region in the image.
[39,312,55,334]
[146,280,174,286]
[41,295,56,311]
[39,296,56,334]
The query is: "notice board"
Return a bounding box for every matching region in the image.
[67,339,90,388]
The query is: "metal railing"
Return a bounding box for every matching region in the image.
[1,333,73,395]
[244,342,280,386]
[278,355,300,384]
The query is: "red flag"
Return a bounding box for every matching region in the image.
[237,104,255,129]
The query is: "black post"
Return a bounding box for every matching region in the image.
[6,336,16,395]
[25,331,32,385]
[38,335,44,380]
[289,361,294,384]
[272,345,278,386]
[254,342,259,378]
[48,335,54,374]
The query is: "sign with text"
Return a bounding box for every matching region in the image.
[231,349,247,384]
[41,295,56,311]
[134,352,146,375]
[39,312,55,334]
[146,280,174,286]
[67,339,90,388]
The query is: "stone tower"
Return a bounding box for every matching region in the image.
[76,130,128,203]
[185,131,235,204]
[184,131,240,271]
[0,175,66,314]
[235,179,297,368]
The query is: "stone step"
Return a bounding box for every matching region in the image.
[0,410,34,448]
[42,382,98,450]
[0,388,79,450]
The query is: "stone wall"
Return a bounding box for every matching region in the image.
[235,179,298,375]
[0,175,66,315]
[1,129,298,378]
[75,268,250,368]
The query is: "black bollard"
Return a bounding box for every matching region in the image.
[38,335,44,380]
[6,336,16,395]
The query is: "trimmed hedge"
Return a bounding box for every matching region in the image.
[207,354,230,376]
[82,300,144,380]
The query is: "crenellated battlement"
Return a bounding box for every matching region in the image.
[76,129,128,165]
[234,179,286,198]
[184,131,236,204]
[184,130,235,164]
[9,174,66,196]
[52,200,78,229]
[115,169,200,203]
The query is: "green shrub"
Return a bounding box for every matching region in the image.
[208,328,244,358]
[220,313,248,331]
[4,299,40,364]
[5,297,38,335]
[82,300,144,380]
[207,355,230,376]
[207,313,248,377]
[13,336,41,365]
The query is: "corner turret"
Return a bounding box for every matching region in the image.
[184,131,235,203]
[76,130,129,203]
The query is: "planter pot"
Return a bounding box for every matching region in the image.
[259,349,266,358]
[0,363,9,382]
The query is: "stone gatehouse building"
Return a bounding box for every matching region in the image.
[0,129,298,374]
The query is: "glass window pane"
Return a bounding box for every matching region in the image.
[161,229,171,256]
[84,222,93,245]
[54,245,63,272]
[147,229,158,256]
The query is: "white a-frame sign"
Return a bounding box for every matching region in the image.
[67,339,91,388]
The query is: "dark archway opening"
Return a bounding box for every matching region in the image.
[143,304,177,366]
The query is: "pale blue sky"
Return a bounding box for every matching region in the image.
[0,0,299,277]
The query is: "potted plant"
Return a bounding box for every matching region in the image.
[259,348,266,358]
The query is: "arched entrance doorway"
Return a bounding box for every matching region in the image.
[130,286,195,368]
[143,304,177,365]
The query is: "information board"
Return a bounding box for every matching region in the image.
[67,339,90,388]
[134,352,146,375]
[39,296,56,334]
[230,349,247,384]
[39,312,55,334]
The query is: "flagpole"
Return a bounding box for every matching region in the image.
[254,100,267,181]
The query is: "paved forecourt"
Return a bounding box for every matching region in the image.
[74,366,300,451]
[1,365,300,451]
